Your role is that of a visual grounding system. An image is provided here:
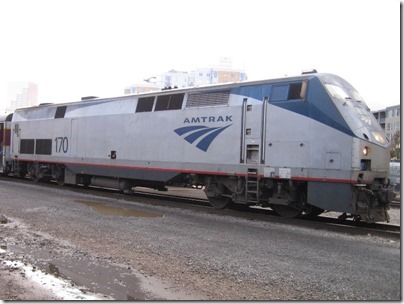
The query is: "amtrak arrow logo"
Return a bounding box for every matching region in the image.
[174,124,232,152]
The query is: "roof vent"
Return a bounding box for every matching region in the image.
[301,69,318,75]
[81,96,98,101]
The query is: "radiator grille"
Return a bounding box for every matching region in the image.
[186,90,230,108]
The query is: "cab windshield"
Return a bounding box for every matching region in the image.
[324,82,388,146]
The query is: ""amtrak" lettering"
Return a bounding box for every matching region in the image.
[183,115,232,124]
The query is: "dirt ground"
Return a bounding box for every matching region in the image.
[0,181,400,300]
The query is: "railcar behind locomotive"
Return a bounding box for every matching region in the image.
[0,71,395,223]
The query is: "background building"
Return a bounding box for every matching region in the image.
[123,83,160,95]
[5,82,38,113]
[373,105,400,142]
[125,57,247,94]
[373,105,400,161]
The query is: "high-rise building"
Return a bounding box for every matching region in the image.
[6,82,38,112]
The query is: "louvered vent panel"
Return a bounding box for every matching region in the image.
[186,90,230,108]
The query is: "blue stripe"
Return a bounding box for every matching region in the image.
[174,125,207,136]
[184,127,219,144]
[196,125,231,152]
[230,75,354,137]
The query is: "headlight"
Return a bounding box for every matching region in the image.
[362,146,370,156]
[371,131,387,145]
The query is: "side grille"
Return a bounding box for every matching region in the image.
[186,90,230,108]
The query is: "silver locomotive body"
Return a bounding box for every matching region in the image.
[1,73,394,222]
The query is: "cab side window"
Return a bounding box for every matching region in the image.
[270,81,307,102]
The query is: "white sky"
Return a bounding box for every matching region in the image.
[0,0,400,112]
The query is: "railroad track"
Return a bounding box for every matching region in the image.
[390,201,401,208]
[0,176,400,240]
[62,184,404,240]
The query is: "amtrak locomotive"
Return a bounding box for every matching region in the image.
[0,72,395,223]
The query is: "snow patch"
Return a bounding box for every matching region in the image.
[3,260,113,300]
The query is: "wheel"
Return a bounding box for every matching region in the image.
[55,166,65,186]
[270,204,303,218]
[269,183,306,218]
[207,197,232,209]
[18,170,27,178]
[228,203,250,212]
[303,205,324,218]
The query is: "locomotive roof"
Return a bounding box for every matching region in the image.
[122,73,321,99]
[14,72,339,112]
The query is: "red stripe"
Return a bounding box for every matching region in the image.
[7,157,358,184]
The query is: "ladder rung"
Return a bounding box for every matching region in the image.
[246,168,259,203]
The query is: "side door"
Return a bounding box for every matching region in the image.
[0,123,3,171]
[240,97,268,165]
[12,123,21,155]
[70,119,78,157]
[264,81,309,178]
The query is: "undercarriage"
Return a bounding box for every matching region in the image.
[203,175,394,223]
[203,175,323,218]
